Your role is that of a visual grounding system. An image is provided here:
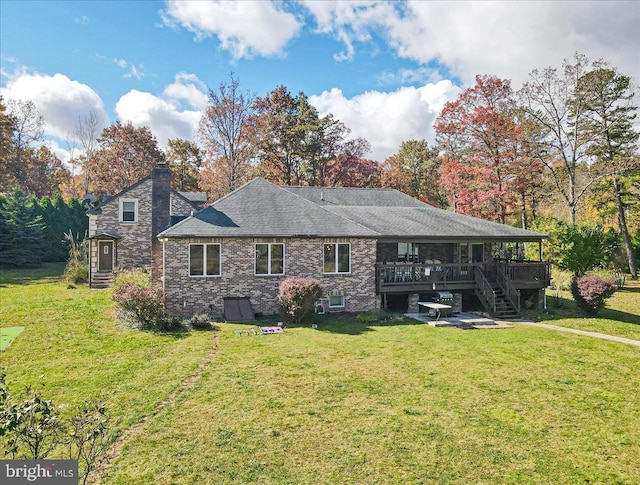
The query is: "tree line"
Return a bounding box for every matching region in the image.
[0,53,638,276]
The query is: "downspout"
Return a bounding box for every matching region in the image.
[89,239,92,288]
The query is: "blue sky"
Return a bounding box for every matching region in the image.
[2,1,639,164]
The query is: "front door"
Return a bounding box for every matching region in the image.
[98,241,113,272]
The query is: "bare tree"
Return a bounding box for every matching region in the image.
[199,74,256,199]
[6,99,44,187]
[73,110,103,195]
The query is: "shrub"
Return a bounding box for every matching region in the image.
[0,373,61,459]
[278,277,323,325]
[356,310,394,325]
[189,313,215,330]
[570,275,617,316]
[112,270,180,331]
[67,401,117,485]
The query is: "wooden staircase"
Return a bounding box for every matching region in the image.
[487,285,521,319]
[474,267,521,319]
[91,272,114,289]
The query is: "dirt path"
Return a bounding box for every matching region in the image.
[513,321,640,348]
[90,332,220,484]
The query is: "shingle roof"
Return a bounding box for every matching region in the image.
[160,178,377,238]
[159,178,546,241]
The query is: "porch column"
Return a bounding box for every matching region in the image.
[408,293,420,313]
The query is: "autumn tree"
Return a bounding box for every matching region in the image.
[4,99,45,191]
[253,85,304,185]
[435,75,531,223]
[576,64,639,278]
[381,140,442,205]
[21,146,70,198]
[86,121,165,197]
[253,85,371,188]
[165,138,203,192]
[199,75,255,201]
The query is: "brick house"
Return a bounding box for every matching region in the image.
[87,163,203,288]
[158,177,550,320]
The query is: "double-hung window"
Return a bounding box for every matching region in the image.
[189,243,221,277]
[324,243,350,274]
[255,243,284,275]
[120,199,137,223]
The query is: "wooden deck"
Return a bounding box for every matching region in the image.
[375,260,550,294]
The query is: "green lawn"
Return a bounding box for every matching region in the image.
[1,265,640,484]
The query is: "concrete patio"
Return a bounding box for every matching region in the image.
[404,311,515,329]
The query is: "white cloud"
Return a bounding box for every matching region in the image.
[303,1,640,87]
[309,80,461,162]
[0,71,109,140]
[163,0,302,58]
[116,79,206,148]
[162,72,209,111]
[114,58,144,80]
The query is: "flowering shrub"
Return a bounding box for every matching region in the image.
[570,275,617,316]
[277,277,323,325]
[112,270,179,331]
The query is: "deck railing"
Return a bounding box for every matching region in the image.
[375,262,476,289]
[502,260,551,286]
[375,260,550,293]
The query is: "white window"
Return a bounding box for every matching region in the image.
[120,199,138,223]
[328,295,345,308]
[324,243,350,274]
[189,244,221,277]
[255,243,284,275]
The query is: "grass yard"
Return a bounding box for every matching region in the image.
[530,279,640,340]
[1,265,640,484]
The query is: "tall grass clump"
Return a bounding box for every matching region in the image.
[64,230,89,284]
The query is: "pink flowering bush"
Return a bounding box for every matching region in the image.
[277,277,323,325]
[570,275,617,316]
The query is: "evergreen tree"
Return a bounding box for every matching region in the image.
[0,188,45,268]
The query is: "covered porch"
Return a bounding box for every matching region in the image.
[375,239,550,317]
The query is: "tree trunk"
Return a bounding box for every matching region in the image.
[520,191,528,229]
[613,176,637,279]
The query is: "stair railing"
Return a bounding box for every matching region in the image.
[475,267,496,314]
[496,262,521,313]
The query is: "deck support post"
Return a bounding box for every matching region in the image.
[408,293,420,313]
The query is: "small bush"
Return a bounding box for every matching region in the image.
[356,310,394,325]
[0,373,61,459]
[278,277,323,325]
[112,270,180,331]
[189,313,214,330]
[570,275,617,316]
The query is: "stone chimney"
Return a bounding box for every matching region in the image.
[151,162,171,284]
